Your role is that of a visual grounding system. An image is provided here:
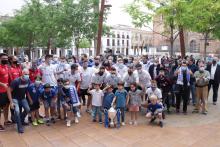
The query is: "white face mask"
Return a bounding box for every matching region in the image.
[137,69,142,73]
[64,85,70,89]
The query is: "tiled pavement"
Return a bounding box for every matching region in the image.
[1,93,220,147]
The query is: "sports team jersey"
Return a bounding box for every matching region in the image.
[9,65,22,83]
[0,64,9,93]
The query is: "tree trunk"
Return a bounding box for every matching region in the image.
[179,27,186,58]
[47,37,51,54]
[170,24,174,57]
[204,32,209,61]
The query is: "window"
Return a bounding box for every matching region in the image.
[190,40,200,53]
[117,34,120,38]
[107,39,110,46]
[127,40,129,46]
[117,40,120,46]
[127,35,129,39]
[122,34,125,39]
[122,40,124,45]
[112,39,115,46]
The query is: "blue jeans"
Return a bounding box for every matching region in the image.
[116,107,125,126]
[92,106,102,122]
[13,99,30,132]
[190,84,196,104]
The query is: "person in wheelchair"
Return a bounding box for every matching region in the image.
[146,94,164,128]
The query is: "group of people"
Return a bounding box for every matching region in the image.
[0,52,220,133]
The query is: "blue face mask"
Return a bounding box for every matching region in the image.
[23,75,29,81]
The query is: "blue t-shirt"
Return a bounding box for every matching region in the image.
[147,103,163,114]
[103,92,114,109]
[115,89,127,108]
[41,89,56,101]
[10,78,30,100]
[27,84,43,102]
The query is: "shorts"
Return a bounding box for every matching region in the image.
[30,102,40,111]
[0,92,10,108]
[129,105,139,112]
[43,100,56,109]
[79,89,91,97]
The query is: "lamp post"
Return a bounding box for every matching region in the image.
[96,0,111,56]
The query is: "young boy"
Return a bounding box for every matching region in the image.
[88,83,104,124]
[112,82,127,127]
[40,83,57,126]
[146,94,163,128]
[62,79,81,127]
[103,85,115,128]
[27,77,44,126]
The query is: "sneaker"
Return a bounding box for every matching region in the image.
[202,111,207,115]
[121,122,125,126]
[18,128,24,134]
[66,120,71,127]
[32,121,38,126]
[192,109,199,113]
[77,112,81,118]
[134,121,138,126]
[159,121,163,128]
[99,121,102,124]
[75,117,79,124]
[129,121,133,125]
[46,120,50,126]
[0,125,5,132]
[51,118,56,124]
[37,119,44,124]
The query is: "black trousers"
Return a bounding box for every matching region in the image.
[176,85,190,112]
[208,80,219,102]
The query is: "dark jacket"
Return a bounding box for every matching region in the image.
[149,64,160,80]
[206,64,220,83]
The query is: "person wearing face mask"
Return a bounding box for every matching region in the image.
[39,54,57,87]
[8,68,31,133]
[155,69,172,113]
[22,56,31,70]
[105,67,120,93]
[206,57,220,105]
[0,53,14,131]
[122,65,139,92]
[135,63,151,91]
[92,56,101,73]
[91,66,108,89]
[56,56,69,79]
[193,61,210,114]
[52,55,59,65]
[8,56,22,84]
[148,59,160,80]
[29,61,42,83]
[26,76,44,126]
[146,80,162,103]
[175,60,192,114]
[113,58,128,78]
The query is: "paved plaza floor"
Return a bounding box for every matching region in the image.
[1,90,220,147]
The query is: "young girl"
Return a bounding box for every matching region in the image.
[127,83,144,125]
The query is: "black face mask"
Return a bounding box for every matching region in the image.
[1,60,8,65]
[13,61,18,64]
[213,61,217,65]
[128,71,133,75]
[95,62,99,66]
[99,72,104,76]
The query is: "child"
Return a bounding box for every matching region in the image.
[27,77,44,126]
[88,83,104,124]
[127,83,144,126]
[62,79,81,127]
[103,85,115,128]
[146,94,163,128]
[40,83,57,126]
[112,82,127,127]
[56,78,66,120]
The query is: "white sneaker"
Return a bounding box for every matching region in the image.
[129,121,133,125]
[66,120,71,127]
[77,112,81,118]
[121,122,125,126]
[75,117,79,124]
[134,121,138,126]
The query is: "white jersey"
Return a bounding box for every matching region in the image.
[79,67,94,89]
[65,71,81,87]
[114,64,128,78]
[39,63,57,86]
[146,88,162,99]
[135,70,152,89]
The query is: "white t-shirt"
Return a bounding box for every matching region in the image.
[79,67,94,89]
[65,71,81,86]
[146,88,162,99]
[114,64,128,78]
[135,70,152,88]
[89,89,104,106]
[39,63,57,86]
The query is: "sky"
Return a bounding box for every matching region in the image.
[0,0,134,26]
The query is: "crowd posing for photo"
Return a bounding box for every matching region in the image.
[0,53,220,133]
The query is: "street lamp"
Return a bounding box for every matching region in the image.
[96,0,112,56]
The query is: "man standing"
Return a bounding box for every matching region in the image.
[0,53,14,131]
[206,57,220,105]
[9,69,30,133]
